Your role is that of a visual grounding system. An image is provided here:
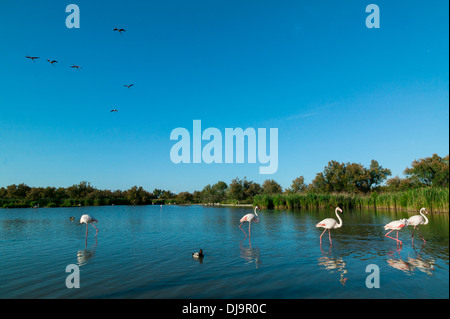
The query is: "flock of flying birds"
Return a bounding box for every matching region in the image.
[25,27,132,113]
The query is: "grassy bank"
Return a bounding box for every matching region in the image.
[2,187,448,213]
[252,187,449,213]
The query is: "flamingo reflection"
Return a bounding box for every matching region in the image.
[77,241,97,266]
[239,239,261,268]
[386,247,435,275]
[318,247,347,285]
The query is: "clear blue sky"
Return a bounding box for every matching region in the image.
[0,0,448,193]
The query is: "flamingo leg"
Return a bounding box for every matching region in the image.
[248,221,251,238]
[385,229,402,246]
[91,224,99,236]
[397,230,403,246]
[85,223,88,237]
[416,227,426,244]
[319,228,327,244]
[239,223,247,237]
[328,229,332,245]
[411,226,416,241]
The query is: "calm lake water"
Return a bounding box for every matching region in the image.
[0,205,448,299]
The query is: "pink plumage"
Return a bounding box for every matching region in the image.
[384,218,408,247]
[239,206,260,237]
[316,207,343,245]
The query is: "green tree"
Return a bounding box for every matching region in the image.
[367,160,392,191]
[227,177,245,201]
[126,186,152,205]
[404,154,449,187]
[311,160,391,193]
[262,179,283,194]
[289,176,308,193]
[202,181,228,203]
[311,161,347,193]
[153,188,162,198]
[244,181,262,198]
[67,181,95,199]
[176,191,193,204]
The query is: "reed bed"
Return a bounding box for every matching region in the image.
[253,187,449,213]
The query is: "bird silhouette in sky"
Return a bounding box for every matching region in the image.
[25,56,39,62]
[70,65,82,70]
[114,28,126,35]
[47,59,58,66]
[124,84,134,89]
[110,108,118,112]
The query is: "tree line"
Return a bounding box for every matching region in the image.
[1,153,448,208]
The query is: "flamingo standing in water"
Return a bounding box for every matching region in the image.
[316,207,343,245]
[80,214,99,238]
[407,207,429,243]
[384,218,408,247]
[239,206,260,237]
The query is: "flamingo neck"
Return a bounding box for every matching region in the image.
[254,208,259,222]
[420,209,429,225]
[335,209,343,228]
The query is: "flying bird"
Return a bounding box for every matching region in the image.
[70,65,82,70]
[384,218,409,247]
[239,206,260,237]
[25,56,39,62]
[114,28,126,34]
[316,207,343,245]
[47,59,58,66]
[407,207,429,243]
[110,109,118,112]
[124,84,134,89]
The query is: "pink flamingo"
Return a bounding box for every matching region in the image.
[80,214,99,238]
[384,218,408,246]
[407,207,429,243]
[316,207,343,245]
[239,206,260,237]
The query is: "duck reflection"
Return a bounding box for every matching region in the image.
[239,239,261,268]
[77,241,97,267]
[318,247,348,286]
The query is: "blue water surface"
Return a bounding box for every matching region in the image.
[1,205,448,298]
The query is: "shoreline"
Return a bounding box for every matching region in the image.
[1,202,448,214]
